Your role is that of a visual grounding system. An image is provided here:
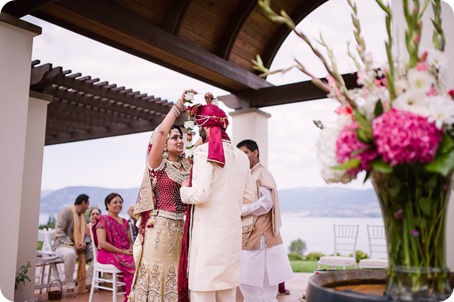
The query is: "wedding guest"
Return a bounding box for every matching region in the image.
[54,193,93,296]
[94,192,135,302]
[129,89,191,301]
[237,139,293,301]
[86,207,101,239]
[127,205,138,242]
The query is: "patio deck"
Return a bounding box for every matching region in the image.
[33,272,312,301]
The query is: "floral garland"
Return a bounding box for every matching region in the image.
[181,91,220,160]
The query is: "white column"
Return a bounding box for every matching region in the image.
[16,93,51,301]
[230,108,271,167]
[391,2,454,271]
[0,14,41,300]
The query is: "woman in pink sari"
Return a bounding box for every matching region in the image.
[94,192,135,302]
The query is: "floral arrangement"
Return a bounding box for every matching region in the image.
[256,0,454,299]
[255,0,454,183]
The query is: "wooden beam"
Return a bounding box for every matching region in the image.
[217,0,256,59]
[219,73,357,109]
[48,98,134,125]
[31,64,174,116]
[261,0,327,69]
[163,0,191,34]
[33,0,272,91]
[1,0,59,17]
[45,119,162,145]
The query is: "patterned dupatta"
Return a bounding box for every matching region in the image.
[71,206,87,294]
[178,170,192,302]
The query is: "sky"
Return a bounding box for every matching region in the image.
[2,0,454,192]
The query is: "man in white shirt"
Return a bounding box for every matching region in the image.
[180,95,255,302]
[237,139,293,302]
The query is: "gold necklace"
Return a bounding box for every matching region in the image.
[168,159,182,169]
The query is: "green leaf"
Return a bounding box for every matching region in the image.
[423,175,438,193]
[424,149,454,176]
[374,99,384,117]
[371,159,393,173]
[418,196,433,217]
[437,133,454,155]
[332,158,360,170]
[354,111,373,143]
[363,170,371,183]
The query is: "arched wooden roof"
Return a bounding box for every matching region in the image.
[3,0,330,101]
[2,0,360,144]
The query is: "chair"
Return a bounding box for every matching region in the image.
[89,224,125,302]
[359,225,388,269]
[317,224,359,270]
[35,229,64,293]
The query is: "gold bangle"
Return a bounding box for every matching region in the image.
[170,106,180,117]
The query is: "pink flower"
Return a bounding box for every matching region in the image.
[372,110,442,166]
[327,75,343,100]
[335,106,352,115]
[448,90,454,100]
[416,62,428,72]
[335,121,377,175]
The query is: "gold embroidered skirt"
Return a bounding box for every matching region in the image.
[129,214,185,302]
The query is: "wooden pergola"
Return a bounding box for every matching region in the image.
[30,60,186,145]
[1,0,358,145]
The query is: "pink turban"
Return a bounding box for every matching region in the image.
[193,104,230,167]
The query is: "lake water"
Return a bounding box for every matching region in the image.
[40,212,383,256]
[280,214,384,255]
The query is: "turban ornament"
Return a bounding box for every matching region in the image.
[189,98,230,167]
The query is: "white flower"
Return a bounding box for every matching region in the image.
[407,69,434,93]
[394,78,409,95]
[427,95,454,129]
[184,120,195,129]
[356,86,389,119]
[184,91,195,101]
[426,48,447,70]
[392,90,428,116]
[316,115,355,184]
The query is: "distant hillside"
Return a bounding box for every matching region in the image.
[40,186,381,218]
[279,187,380,217]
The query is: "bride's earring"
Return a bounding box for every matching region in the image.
[163,148,168,160]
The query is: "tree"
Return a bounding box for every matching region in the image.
[39,214,56,230]
[288,238,307,257]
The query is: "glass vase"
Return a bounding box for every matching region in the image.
[371,166,453,301]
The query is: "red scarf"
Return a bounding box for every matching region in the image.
[194,104,230,167]
[178,169,193,302]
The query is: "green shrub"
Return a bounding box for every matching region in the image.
[288,252,303,261]
[349,250,369,262]
[305,252,325,261]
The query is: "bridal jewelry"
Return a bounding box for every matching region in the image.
[168,160,182,169]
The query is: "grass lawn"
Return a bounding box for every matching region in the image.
[290,260,318,273]
[290,260,358,273]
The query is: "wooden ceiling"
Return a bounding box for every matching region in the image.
[2,0,353,145]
